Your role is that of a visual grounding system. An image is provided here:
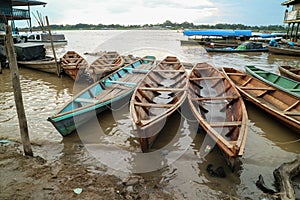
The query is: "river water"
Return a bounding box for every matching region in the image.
[1,30,300,199]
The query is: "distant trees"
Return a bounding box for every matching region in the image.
[27,20,287,32]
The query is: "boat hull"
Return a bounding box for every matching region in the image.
[130,56,188,152]
[223,67,300,133]
[49,56,156,136]
[245,65,300,98]
[188,63,248,169]
[278,66,300,82]
[268,45,300,56]
[18,58,60,74]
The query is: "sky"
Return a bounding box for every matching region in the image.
[15,0,287,27]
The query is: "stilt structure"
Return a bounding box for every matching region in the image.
[282,0,300,42]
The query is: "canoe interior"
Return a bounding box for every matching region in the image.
[188,63,248,159]
[131,56,188,151]
[61,51,89,80]
[86,51,125,82]
[223,67,300,132]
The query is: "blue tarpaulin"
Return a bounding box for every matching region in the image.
[183,29,252,37]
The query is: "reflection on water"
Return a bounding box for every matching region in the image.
[1,30,299,199]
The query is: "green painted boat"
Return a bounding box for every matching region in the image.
[48,56,156,136]
[245,65,300,98]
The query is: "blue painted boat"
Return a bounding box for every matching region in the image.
[48,56,156,136]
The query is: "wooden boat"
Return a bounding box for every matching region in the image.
[130,56,188,152]
[245,65,300,98]
[48,56,156,136]
[278,65,300,82]
[61,51,88,80]
[222,67,300,133]
[17,56,60,74]
[206,47,268,53]
[268,45,300,56]
[188,63,248,169]
[206,42,268,53]
[84,51,125,82]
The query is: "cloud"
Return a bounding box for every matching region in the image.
[15,0,285,27]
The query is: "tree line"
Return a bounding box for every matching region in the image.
[24,20,287,32]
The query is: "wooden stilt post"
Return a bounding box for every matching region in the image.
[45,16,60,76]
[5,25,33,156]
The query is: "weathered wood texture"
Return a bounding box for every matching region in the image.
[6,26,33,156]
[273,156,300,200]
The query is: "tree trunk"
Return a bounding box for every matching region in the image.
[273,156,300,200]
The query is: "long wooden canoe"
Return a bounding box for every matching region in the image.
[188,63,248,169]
[17,56,60,74]
[268,45,300,56]
[222,67,300,133]
[245,65,300,98]
[80,51,125,82]
[206,47,268,53]
[278,65,300,82]
[48,56,156,136]
[61,51,89,80]
[130,56,188,152]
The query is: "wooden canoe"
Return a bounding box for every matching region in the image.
[188,63,248,169]
[130,56,188,152]
[48,56,156,136]
[268,45,300,56]
[222,67,300,133]
[245,65,300,98]
[81,51,125,82]
[61,51,89,80]
[278,65,300,82]
[17,56,61,74]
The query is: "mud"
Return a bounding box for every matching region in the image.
[0,141,173,200]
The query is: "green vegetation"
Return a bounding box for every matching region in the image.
[23,20,287,32]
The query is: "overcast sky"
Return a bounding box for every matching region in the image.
[16,0,286,27]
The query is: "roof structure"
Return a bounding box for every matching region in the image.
[12,0,47,6]
[281,0,300,6]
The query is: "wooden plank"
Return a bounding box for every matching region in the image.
[104,80,137,86]
[239,87,276,91]
[192,96,239,101]
[152,69,185,73]
[210,121,242,127]
[190,77,225,81]
[138,87,185,92]
[284,100,300,112]
[6,26,33,156]
[134,102,173,108]
[226,72,247,76]
[74,98,98,104]
[283,112,300,116]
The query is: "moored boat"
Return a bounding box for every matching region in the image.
[206,42,268,53]
[17,56,60,74]
[48,56,156,136]
[61,51,88,80]
[82,51,125,82]
[278,65,300,82]
[188,63,248,170]
[245,65,300,98]
[222,67,300,133]
[268,45,300,56]
[130,56,188,152]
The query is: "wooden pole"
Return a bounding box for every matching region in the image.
[5,26,33,156]
[45,16,60,76]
